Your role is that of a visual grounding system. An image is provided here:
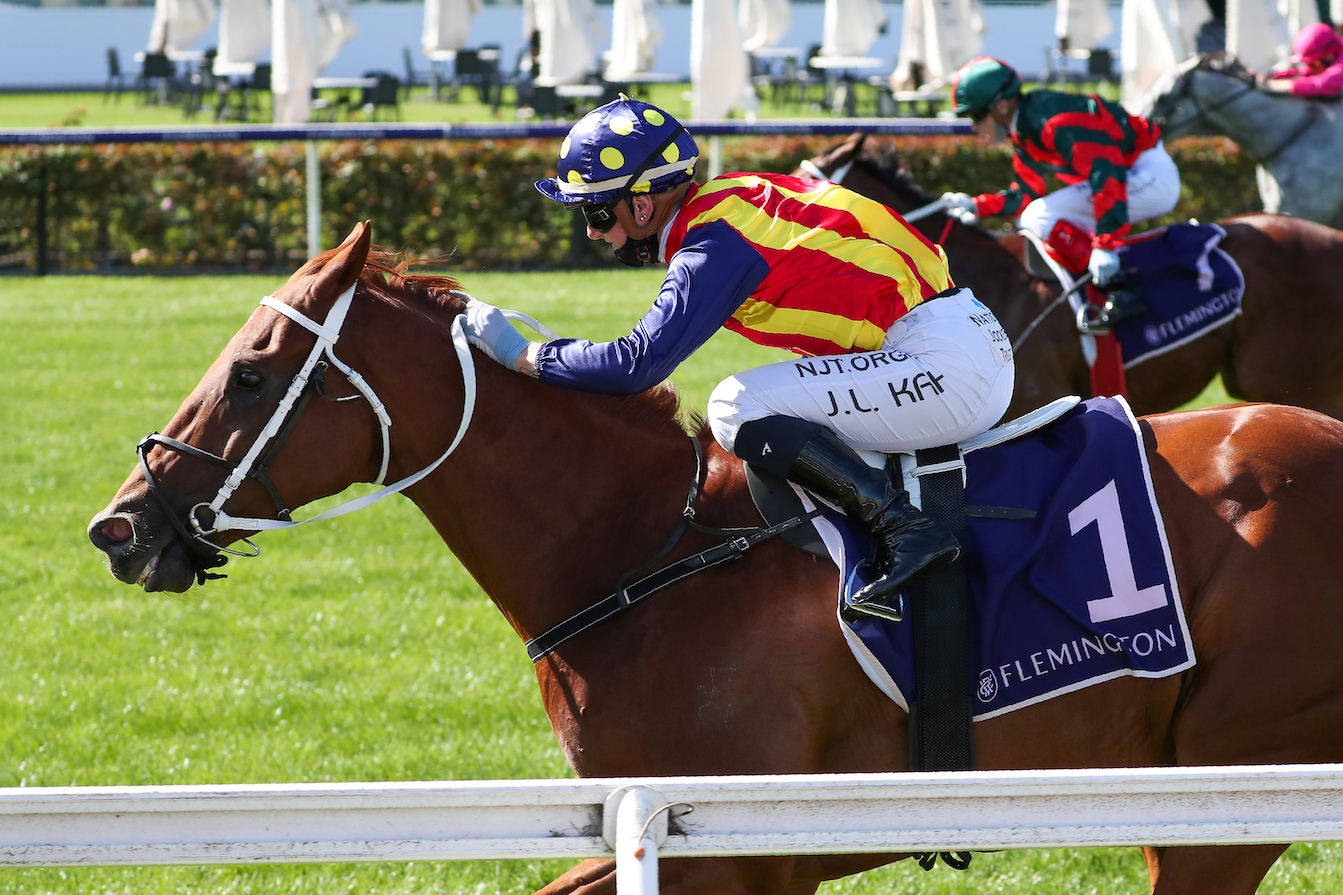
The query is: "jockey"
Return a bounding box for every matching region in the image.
[1259,23,1343,98]
[461,96,1016,621]
[939,57,1182,330]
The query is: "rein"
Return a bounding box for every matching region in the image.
[525,435,825,662]
[1168,69,1321,165]
[135,282,556,583]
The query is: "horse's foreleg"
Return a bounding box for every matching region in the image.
[536,859,615,895]
[535,855,831,895]
[535,853,905,895]
[1146,843,1288,895]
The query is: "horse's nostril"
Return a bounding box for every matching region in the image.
[93,516,135,549]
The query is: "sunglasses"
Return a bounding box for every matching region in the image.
[581,199,620,233]
[969,109,989,124]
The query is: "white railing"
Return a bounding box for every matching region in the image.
[7,764,1343,894]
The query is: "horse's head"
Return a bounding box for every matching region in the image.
[1140,52,1257,138]
[88,222,460,593]
[793,132,935,217]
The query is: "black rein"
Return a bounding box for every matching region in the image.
[524,436,824,662]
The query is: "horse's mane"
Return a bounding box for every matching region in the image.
[853,140,938,210]
[1196,52,1256,85]
[849,140,1019,258]
[347,249,690,437]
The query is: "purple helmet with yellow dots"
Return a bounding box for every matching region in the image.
[534,97,700,207]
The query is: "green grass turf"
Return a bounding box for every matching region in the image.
[0,82,835,131]
[4,270,1336,894]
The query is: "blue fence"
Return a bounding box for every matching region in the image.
[0,118,971,146]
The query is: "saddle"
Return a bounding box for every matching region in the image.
[748,397,1078,775]
[750,395,1194,776]
[747,397,1074,559]
[1020,219,1245,396]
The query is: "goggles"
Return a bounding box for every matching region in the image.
[582,199,621,233]
[576,123,687,234]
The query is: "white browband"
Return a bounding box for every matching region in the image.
[187,288,556,542]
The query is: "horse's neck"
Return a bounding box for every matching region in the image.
[392,348,698,643]
[1198,74,1306,158]
[945,227,1044,320]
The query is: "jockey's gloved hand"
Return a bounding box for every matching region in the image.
[939,192,978,224]
[1087,247,1122,286]
[462,300,530,370]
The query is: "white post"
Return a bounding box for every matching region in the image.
[604,785,668,895]
[708,135,722,180]
[305,139,321,258]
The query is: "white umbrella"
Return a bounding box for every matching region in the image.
[530,0,606,85]
[739,0,792,53]
[605,0,662,79]
[1226,0,1291,72]
[822,0,888,58]
[216,0,271,74]
[692,0,757,118]
[148,0,216,54]
[423,0,482,55]
[892,0,984,87]
[316,0,358,70]
[1120,0,1190,109]
[1278,0,1319,45]
[1055,0,1113,50]
[271,0,357,124]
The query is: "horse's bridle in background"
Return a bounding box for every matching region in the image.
[1161,66,1321,165]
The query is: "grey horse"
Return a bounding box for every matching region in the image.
[1141,54,1343,228]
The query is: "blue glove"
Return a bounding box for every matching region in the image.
[462,300,530,370]
[1087,247,1122,286]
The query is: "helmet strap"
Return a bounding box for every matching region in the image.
[611,180,693,267]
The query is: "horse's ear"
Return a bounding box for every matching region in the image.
[844,131,867,154]
[311,221,372,299]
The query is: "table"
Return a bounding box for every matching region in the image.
[312,77,379,90]
[212,60,256,78]
[888,88,952,118]
[807,57,888,116]
[553,84,604,99]
[310,77,379,121]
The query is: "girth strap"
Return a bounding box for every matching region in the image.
[906,444,976,773]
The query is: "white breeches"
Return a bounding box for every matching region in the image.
[708,288,1016,455]
[1017,143,1182,240]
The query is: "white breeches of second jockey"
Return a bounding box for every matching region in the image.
[1017,143,1181,240]
[708,288,1016,455]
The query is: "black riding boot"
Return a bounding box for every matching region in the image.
[733,417,960,621]
[1093,274,1148,329]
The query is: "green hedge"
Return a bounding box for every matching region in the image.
[0,136,1259,272]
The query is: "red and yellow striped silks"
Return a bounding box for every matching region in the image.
[666,173,952,356]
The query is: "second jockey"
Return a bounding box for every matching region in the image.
[1259,23,1343,98]
[940,56,1182,330]
[460,97,1016,621]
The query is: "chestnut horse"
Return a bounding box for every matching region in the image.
[90,223,1343,894]
[794,133,1343,422]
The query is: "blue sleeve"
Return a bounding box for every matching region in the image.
[534,220,770,394]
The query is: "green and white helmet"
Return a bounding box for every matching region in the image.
[951,56,1022,117]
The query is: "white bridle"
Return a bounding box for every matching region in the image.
[184,285,554,549]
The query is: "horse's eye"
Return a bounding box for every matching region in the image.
[232,369,263,391]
